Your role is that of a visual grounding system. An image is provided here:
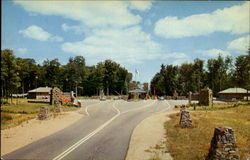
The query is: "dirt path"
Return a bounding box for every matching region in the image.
[1,111,84,155]
[126,111,177,160]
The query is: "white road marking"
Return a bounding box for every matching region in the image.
[121,100,156,114]
[157,100,172,113]
[52,100,156,160]
[82,100,109,116]
[52,101,120,160]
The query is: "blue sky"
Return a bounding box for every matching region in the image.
[2,1,250,83]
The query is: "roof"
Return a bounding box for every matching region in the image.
[218,88,247,94]
[129,89,146,93]
[28,87,52,93]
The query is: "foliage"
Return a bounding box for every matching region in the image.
[207,55,233,94]
[233,52,250,90]
[1,49,132,99]
[151,52,249,96]
[1,50,21,101]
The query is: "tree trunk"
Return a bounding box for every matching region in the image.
[11,90,13,104]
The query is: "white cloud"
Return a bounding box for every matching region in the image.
[227,35,250,51]
[14,1,153,28]
[155,2,250,38]
[61,23,86,34]
[163,52,188,59]
[50,36,63,42]
[19,25,50,41]
[19,25,63,42]
[62,26,162,64]
[198,49,230,58]
[129,1,152,11]
[17,48,27,54]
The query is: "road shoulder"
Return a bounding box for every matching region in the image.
[1,111,84,156]
[126,111,177,160]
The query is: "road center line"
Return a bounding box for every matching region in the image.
[121,100,156,114]
[52,100,156,160]
[52,101,120,160]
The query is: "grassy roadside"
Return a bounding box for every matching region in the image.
[164,104,250,160]
[1,98,79,130]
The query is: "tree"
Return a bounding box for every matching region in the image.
[1,49,21,103]
[193,58,205,92]
[16,58,38,94]
[64,56,86,96]
[234,51,250,89]
[207,55,233,95]
[150,64,179,96]
[43,59,61,88]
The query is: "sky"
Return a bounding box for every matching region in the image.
[2,0,250,83]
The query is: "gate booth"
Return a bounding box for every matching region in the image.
[128,89,146,100]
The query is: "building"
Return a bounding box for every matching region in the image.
[218,87,249,100]
[27,87,52,99]
[128,89,146,100]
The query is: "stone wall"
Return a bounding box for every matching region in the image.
[206,127,240,160]
[179,110,192,128]
[199,88,213,106]
[37,106,49,120]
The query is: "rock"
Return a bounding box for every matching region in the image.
[199,88,213,106]
[50,87,63,113]
[38,106,50,120]
[179,110,192,128]
[206,127,240,160]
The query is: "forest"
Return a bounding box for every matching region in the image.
[1,49,132,100]
[1,49,250,100]
[150,49,250,96]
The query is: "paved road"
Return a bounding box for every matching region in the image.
[2,100,178,160]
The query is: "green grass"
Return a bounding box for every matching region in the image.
[1,98,80,130]
[164,105,250,160]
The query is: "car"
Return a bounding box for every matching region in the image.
[159,96,165,100]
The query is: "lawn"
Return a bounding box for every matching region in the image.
[1,98,79,130]
[164,104,250,160]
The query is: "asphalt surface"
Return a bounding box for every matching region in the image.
[2,99,180,160]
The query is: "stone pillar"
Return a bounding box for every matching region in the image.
[199,88,213,106]
[38,106,50,120]
[50,87,63,113]
[179,110,192,128]
[54,101,62,113]
[207,127,240,160]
